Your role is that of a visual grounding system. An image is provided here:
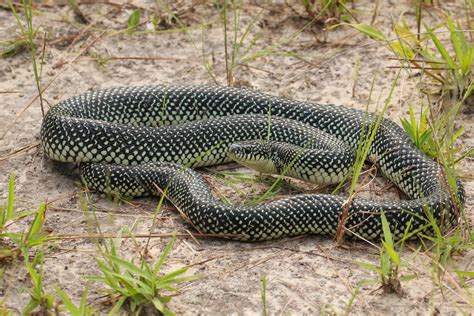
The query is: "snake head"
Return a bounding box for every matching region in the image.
[227,140,277,174]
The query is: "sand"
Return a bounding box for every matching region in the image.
[0,0,472,314]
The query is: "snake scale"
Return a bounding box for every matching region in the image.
[40,85,465,241]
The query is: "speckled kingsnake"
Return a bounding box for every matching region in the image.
[40,85,465,241]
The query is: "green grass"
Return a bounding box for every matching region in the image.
[56,288,97,316]
[339,7,472,274]
[219,0,321,86]
[400,96,474,164]
[400,104,438,157]
[400,88,472,259]
[86,231,200,315]
[80,176,204,315]
[127,9,141,35]
[0,36,29,57]
[219,0,267,85]
[332,69,400,244]
[206,169,283,206]
[341,12,473,108]
[0,175,49,260]
[342,286,360,316]
[0,303,13,316]
[356,212,417,295]
[0,176,56,314]
[22,250,55,315]
[158,0,319,85]
[340,5,473,303]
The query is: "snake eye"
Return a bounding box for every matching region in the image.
[227,141,271,162]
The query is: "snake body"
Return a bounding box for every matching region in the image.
[41,85,465,241]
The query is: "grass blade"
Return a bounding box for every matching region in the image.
[107,255,151,281]
[380,212,394,248]
[6,175,14,222]
[24,203,46,245]
[56,288,81,315]
[127,10,140,34]
[381,240,401,266]
[153,234,176,283]
[345,23,386,41]
[424,22,454,69]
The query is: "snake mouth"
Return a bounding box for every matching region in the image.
[227,142,277,174]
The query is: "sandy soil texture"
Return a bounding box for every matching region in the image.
[0,0,472,314]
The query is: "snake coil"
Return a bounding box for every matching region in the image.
[41,85,465,241]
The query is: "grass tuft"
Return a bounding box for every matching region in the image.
[86,229,200,315]
[356,212,416,295]
[340,12,473,108]
[22,250,55,315]
[0,175,49,261]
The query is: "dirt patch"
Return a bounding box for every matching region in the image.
[0,1,472,314]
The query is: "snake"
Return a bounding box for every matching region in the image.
[40,85,465,241]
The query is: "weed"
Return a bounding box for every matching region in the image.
[88,51,112,69]
[400,100,473,164]
[155,0,218,83]
[335,70,400,244]
[339,10,472,262]
[0,204,48,260]
[357,212,417,295]
[22,250,56,315]
[0,176,52,313]
[0,37,29,57]
[341,13,473,108]
[159,0,311,85]
[0,175,49,260]
[343,286,360,315]
[218,0,266,85]
[1,175,15,232]
[8,0,46,116]
[57,288,97,316]
[87,231,200,315]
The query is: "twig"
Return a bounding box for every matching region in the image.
[387,66,451,70]
[0,90,23,94]
[50,232,220,240]
[387,57,446,64]
[0,142,40,162]
[75,55,183,63]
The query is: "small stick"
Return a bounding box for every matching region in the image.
[0,142,40,162]
[76,55,183,63]
[0,90,23,94]
[50,232,217,240]
[387,57,446,64]
[387,66,450,71]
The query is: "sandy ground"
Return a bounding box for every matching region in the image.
[0,0,473,315]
